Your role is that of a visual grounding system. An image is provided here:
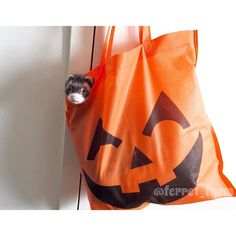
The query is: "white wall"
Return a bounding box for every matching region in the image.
[59,26,95,210]
[0,27,70,209]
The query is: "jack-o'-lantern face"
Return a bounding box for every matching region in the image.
[83,91,203,209]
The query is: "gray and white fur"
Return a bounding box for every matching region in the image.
[65,74,94,104]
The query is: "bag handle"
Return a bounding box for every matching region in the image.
[100,26,151,65]
[138,26,151,44]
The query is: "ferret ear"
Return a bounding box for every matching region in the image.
[85,75,95,86]
[68,74,74,80]
[65,74,74,86]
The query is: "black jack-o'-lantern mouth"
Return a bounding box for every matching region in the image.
[83,91,203,209]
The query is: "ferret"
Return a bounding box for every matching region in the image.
[65,74,94,104]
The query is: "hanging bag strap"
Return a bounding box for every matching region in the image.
[100,26,151,65]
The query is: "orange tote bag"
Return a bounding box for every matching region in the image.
[65,26,236,210]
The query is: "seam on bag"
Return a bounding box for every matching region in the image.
[193,30,198,67]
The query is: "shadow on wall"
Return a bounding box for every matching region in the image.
[59,26,98,210]
[0,27,67,209]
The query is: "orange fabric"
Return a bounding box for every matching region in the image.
[66,26,236,210]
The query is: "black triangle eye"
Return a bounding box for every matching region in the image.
[131,147,153,169]
[87,118,122,160]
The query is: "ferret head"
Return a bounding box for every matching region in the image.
[65,74,94,104]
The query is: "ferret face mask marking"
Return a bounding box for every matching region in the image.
[65,74,94,104]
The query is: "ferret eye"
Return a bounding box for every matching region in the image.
[81,88,88,95]
[68,87,73,93]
